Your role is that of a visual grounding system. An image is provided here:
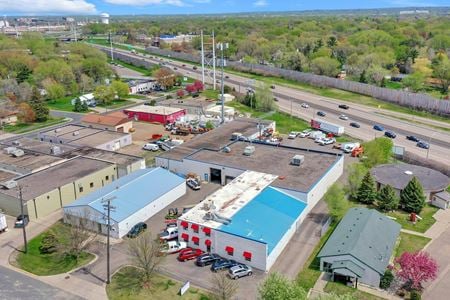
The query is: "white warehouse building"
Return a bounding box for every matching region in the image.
[63,168,186,239]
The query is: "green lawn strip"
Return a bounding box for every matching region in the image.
[387,205,438,233]
[395,232,431,258]
[15,222,94,276]
[114,60,155,76]
[202,89,219,100]
[324,282,385,300]
[97,99,135,109]
[106,266,211,300]
[46,96,77,112]
[3,118,66,134]
[296,221,339,291]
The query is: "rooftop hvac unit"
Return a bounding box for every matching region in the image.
[50,146,61,155]
[2,180,17,189]
[243,145,255,156]
[11,149,25,157]
[12,141,21,146]
[291,155,305,166]
[73,131,79,136]
[54,128,61,133]
[4,147,17,154]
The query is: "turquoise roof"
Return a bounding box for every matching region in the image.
[64,168,185,223]
[318,207,401,275]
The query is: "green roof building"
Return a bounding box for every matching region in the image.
[317,207,401,288]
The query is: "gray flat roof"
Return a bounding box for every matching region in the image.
[0,149,64,173]
[68,130,127,147]
[0,170,17,182]
[158,118,274,161]
[371,163,449,192]
[188,141,340,192]
[1,138,76,155]
[0,157,114,200]
[62,146,143,166]
[40,124,88,137]
[159,98,215,109]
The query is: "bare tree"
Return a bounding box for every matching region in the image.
[128,231,164,285]
[61,208,98,261]
[210,272,238,300]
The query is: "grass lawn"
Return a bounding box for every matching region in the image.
[296,221,338,291]
[97,99,134,109]
[387,205,438,233]
[202,89,219,100]
[324,282,384,300]
[15,222,94,276]
[107,266,211,300]
[395,232,431,258]
[3,117,66,134]
[114,60,157,76]
[46,96,77,112]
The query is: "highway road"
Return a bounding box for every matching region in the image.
[93,44,450,165]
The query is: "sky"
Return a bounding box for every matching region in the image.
[0,0,449,16]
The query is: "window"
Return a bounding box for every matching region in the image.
[181,233,189,241]
[105,175,109,181]
[79,186,83,193]
[47,195,50,200]
[180,221,188,229]
[192,236,199,245]
[90,182,94,188]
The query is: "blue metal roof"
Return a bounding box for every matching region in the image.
[64,168,185,223]
[218,187,307,255]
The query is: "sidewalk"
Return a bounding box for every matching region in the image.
[0,209,107,300]
[423,208,450,240]
[358,284,401,300]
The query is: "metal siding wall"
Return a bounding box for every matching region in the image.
[0,193,24,217]
[33,189,61,219]
[117,181,186,238]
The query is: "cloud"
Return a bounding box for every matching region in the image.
[191,0,211,3]
[388,0,437,6]
[253,0,268,7]
[0,0,97,14]
[103,0,185,6]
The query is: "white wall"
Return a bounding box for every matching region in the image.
[97,134,133,151]
[117,181,186,238]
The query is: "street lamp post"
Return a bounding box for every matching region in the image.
[102,195,116,284]
[217,42,228,124]
[426,132,436,159]
[109,31,114,62]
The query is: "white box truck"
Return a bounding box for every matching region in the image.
[0,213,8,233]
[310,119,345,136]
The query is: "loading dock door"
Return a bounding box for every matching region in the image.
[210,168,222,184]
[225,176,235,184]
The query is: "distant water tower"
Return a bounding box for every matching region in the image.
[100,13,110,25]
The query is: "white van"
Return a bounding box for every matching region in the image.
[143,143,159,151]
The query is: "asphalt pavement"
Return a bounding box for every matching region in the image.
[0,266,82,300]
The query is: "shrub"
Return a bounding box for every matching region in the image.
[39,231,58,254]
[410,290,421,300]
[380,269,394,289]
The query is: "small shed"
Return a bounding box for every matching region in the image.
[431,191,450,210]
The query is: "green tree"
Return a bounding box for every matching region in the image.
[359,70,368,83]
[111,80,129,99]
[327,36,337,48]
[258,273,307,300]
[356,172,377,204]
[44,80,66,101]
[380,269,394,290]
[29,87,49,122]
[324,183,349,220]
[400,177,426,214]
[39,231,58,254]
[377,184,399,212]
[403,72,426,92]
[255,82,276,112]
[362,137,393,168]
[94,85,115,105]
[432,58,450,93]
[73,98,88,112]
[366,65,390,86]
[310,57,340,77]
[346,163,368,200]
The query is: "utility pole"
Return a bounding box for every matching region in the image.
[102,195,116,284]
[217,42,228,124]
[200,30,205,85]
[212,31,216,90]
[17,185,28,253]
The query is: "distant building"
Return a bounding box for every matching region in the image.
[128,79,156,94]
[318,207,401,288]
[81,113,133,133]
[71,93,96,106]
[0,109,18,126]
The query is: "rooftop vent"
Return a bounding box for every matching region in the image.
[50,146,61,155]
[12,141,21,146]
[405,170,413,175]
[54,128,61,133]
[4,147,17,154]
[73,131,79,136]
[291,155,305,166]
[11,149,25,157]
[243,145,255,156]
[1,180,17,189]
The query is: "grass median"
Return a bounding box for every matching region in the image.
[3,117,66,134]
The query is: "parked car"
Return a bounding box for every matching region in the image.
[288,132,298,139]
[159,226,178,240]
[317,111,326,117]
[339,114,349,120]
[228,264,253,279]
[319,138,336,145]
[143,143,159,151]
[417,141,430,149]
[301,103,309,108]
[126,222,147,238]
[270,85,275,89]
[407,135,420,142]
[195,253,222,267]
[373,124,384,131]
[193,66,198,70]
[338,104,349,109]
[186,178,201,190]
[314,137,325,143]
[349,122,360,128]
[14,215,29,228]
[273,97,278,102]
[384,131,397,139]
[298,129,312,138]
[160,240,187,254]
[211,259,239,272]
[225,75,230,79]
[178,248,203,261]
